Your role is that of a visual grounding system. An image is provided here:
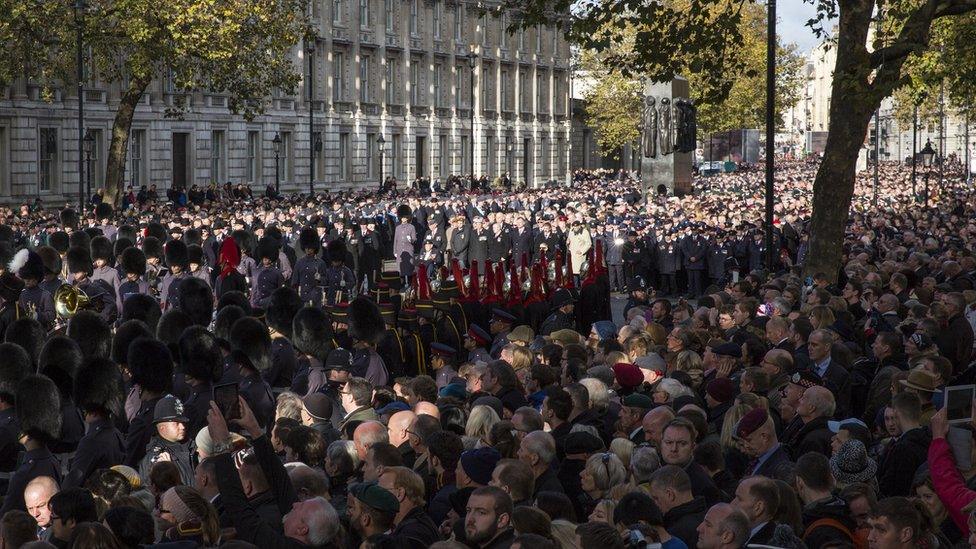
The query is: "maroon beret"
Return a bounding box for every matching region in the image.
[612,362,644,389]
[706,377,736,403]
[735,408,769,439]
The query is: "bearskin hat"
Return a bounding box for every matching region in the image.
[113,238,134,260]
[69,230,91,251]
[142,236,163,260]
[0,272,23,303]
[90,235,114,264]
[39,336,81,397]
[12,249,44,282]
[265,226,283,244]
[231,230,254,257]
[111,320,152,365]
[121,295,162,334]
[229,317,272,372]
[266,287,302,337]
[94,202,113,221]
[299,227,320,254]
[256,237,279,263]
[186,244,204,268]
[17,374,62,443]
[65,246,93,276]
[348,296,385,345]
[4,319,45,368]
[292,306,334,362]
[397,204,412,219]
[0,343,32,405]
[164,239,189,269]
[327,239,347,264]
[60,208,79,229]
[66,310,112,360]
[74,357,125,418]
[117,225,138,246]
[48,231,70,253]
[120,247,147,277]
[145,222,168,243]
[183,228,202,247]
[177,277,213,328]
[178,326,223,383]
[83,227,103,240]
[0,226,12,244]
[36,246,61,276]
[127,337,174,394]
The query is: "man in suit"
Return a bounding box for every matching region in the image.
[469,217,489,267]
[807,329,849,412]
[510,216,534,267]
[448,216,471,267]
[736,408,792,478]
[679,231,706,298]
[732,476,782,546]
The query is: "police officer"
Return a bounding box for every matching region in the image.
[540,288,577,336]
[488,308,516,359]
[624,275,651,314]
[138,394,193,486]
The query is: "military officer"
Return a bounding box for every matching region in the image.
[463,324,493,364]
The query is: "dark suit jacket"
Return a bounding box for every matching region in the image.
[751,444,793,479]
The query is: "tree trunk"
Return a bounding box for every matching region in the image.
[103,76,150,207]
[803,0,879,282]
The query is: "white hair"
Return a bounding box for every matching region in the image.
[579,378,609,411]
[304,497,340,545]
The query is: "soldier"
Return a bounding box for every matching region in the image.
[398,307,427,377]
[291,307,334,396]
[3,375,62,515]
[707,232,731,289]
[657,233,679,297]
[90,236,122,301]
[124,338,173,468]
[540,288,577,337]
[417,237,443,279]
[11,250,55,330]
[160,240,189,311]
[429,343,459,389]
[348,296,390,388]
[488,308,516,359]
[680,229,707,298]
[464,324,493,364]
[394,205,417,280]
[36,246,64,297]
[292,227,329,306]
[534,219,561,262]
[251,237,284,309]
[186,244,211,286]
[138,394,193,486]
[448,215,471,267]
[179,326,223,437]
[376,303,405,379]
[358,218,383,286]
[65,357,125,489]
[142,236,166,298]
[65,246,117,324]
[469,217,490,267]
[324,240,357,306]
[231,349,276,430]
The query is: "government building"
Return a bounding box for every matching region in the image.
[0,0,573,201]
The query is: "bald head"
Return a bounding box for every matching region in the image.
[799,386,835,421]
[698,503,751,549]
[762,349,793,376]
[642,406,675,447]
[388,411,417,447]
[24,476,59,529]
[353,420,389,460]
[414,401,440,419]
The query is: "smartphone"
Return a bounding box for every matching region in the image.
[213,382,242,422]
[946,385,975,425]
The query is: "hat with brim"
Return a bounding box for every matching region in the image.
[900,369,938,393]
[507,325,535,344]
[830,439,878,485]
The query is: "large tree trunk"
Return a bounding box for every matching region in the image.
[103,76,150,207]
[803,0,879,282]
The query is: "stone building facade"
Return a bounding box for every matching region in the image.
[0,0,572,202]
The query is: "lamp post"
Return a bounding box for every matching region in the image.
[920,139,936,206]
[83,130,94,206]
[377,134,386,192]
[911,104,918,199]
[468,46,477,188]
[763,0,776,272]
[273,132,282,196]
[307,37,316,197]
[74,0,87,212]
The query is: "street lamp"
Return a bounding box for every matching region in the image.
[83,130,94,206]
[273,132,282,196]
[468,46,477,188]
[74,0,87,212]
[919,140,936,205]
[306,37,316,197]
[377,135,386,192]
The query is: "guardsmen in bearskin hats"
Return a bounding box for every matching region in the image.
[397,307,427,377]
[230,316,273,378]
[293,227,328,306]
[348,296,389,387]
[124,337,175,467]
[141,236,165,297]
[10,249,55,330]
[36,245,64,297]
[65,357,125,488]
[290,306,335,396]
[0,344,33,475]
[118,247,150,307]
[60,208,79,231]
[94,202,116,240]
[65,246,117,325]
[186,244,209,285]
[251,237,284,309]
[7,374,62,510]
[177,326,224,436]
[264,287,302,391]
[160,239,189,311]
[324,239,356,306]
[90,235,121,298]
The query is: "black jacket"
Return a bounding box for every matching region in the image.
[391,506,441,549]
[782,416,833,460]
[802,495,857,549]
[63,418,125,489]
[878,426,931,497]
[663,496,706,548]
[684,461,727,506]
[534,466,565,497]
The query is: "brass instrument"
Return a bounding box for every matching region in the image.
[54,284,91,319]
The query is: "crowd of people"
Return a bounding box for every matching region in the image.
[0,159,972,549]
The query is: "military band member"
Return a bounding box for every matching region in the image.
[142,236,166,298]
[187,244,211,286]
[293,227,328,306]
[36,246,64,297]
[117,247,151,310]
[488,308,516,359]
[65,246,117,324]
[160,240,189,312]
[429,343,458,389]
[464,324,492,364]
[323,240,356,306]
[11,250,55,330]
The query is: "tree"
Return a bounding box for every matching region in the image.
[511,0,976,281]
[579,45,643,158]
[0,0,311,206]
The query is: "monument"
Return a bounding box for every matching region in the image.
[640,77,695,197]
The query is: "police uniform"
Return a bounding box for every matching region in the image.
[138,396,194,486]
[63,418,125,489]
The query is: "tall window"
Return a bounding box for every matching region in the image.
[360,56,370,103]
[366,133,375,178]
[281,132,293,182]
[518,27,524,50]
[130,129,146,188]
[339,133,349,179]
[333,0,342,24]
[486,135,495,174]
[461,135,469,174]
[536,25,542,53]
[409,0,418,36]
[385,0,394,31]
[536,73,543,111]
[501,70,509,110]
[386,59,397,104]
[454,5,462,40]
[210,130,225,182]
[246,131,259,183]
[500,13,508,48]
[433,1,441,38]
[410,61,419,104]
[392,134,402,177]
[455,66,463,108]
[540,135,548,176]
[360,0,369,27]
[439,135,448,177]
[38,128,58,192]
[482,14,489,46]
[433,64,442,107]
[518,70,527,111]
[333,52,344,101]
[552,25,558,53]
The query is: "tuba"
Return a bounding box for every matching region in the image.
[54,284,91,320]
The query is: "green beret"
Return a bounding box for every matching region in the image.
[349,481,400,514]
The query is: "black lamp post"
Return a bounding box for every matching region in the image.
[763,0,776,271]
[377,134,386,192]
[468,46,477,186]
[920,140,936,206]
[273,132,282,196]
[83,129,94,205]
[307,37,316,197]
[911,105,918,198]
[74,0,87,212]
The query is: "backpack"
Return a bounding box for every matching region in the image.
[803,517,868,549]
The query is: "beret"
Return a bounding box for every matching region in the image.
[622,393,654,410]
[735,408,769,439]
[302,393,334,420]
[375,401,410,416]
[613,362,644,389]
[713,342,742,358]
[706,378,736,403]
[564,431,605,455]
[350,481,400,514]
[438,383,468,400]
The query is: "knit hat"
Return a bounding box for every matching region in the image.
[613,362,643,389]
[706,378,736,403]
[110,465,142,489]
[160,487,201,524]
[909,332,934,352]
[459,447,501,485]
[592,320,617,341]
[830,440,877,485]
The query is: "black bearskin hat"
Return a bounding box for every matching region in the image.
[65,246,93,276]
[231,230,254,257]
[0,226,12,244]
[83,227,103,240]
[0,243,12,276]
[0,343,32,405]
[178,326,223,383]
[164,239,189,269]
[4,319,45,368]
[74,358,124,418]
[10,249,44,281]
[66,310,112,360]
[299,227,320,254]
[60,208,79,230]
[142,236,163,260]
[113,238,134,259]
[266,287,302,337]
[36,246,61,275]
[17,374,62,443]
[120,247,147,277]
[0,272,23,303]
[348,296,385,345]
[90,235,114,263]
[127,337,174,394]
[69,230,91,252]
[176,277,213,328]
[117,225,138,246]
[397,204,412,219]
[111,320,152,366]
[187,244,204,267]
[94,202,113,221]
[292,306,334,362]
[256,237,279,263]
[48,231,70,254]
[121,295,162,334]
[38,337,83,389]
[327,239,347,264]
[146,222,168,243]
[229,317,272,373]
[183,228,202,247]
